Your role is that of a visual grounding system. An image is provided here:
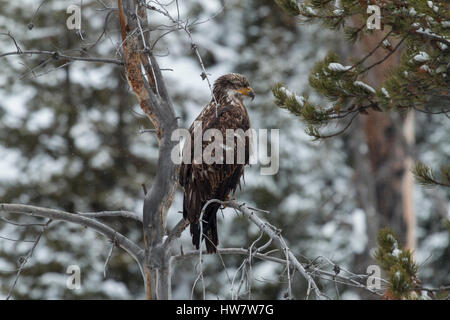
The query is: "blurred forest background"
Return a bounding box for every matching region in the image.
[0,0,448,299]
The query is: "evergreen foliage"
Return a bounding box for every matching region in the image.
[412,161,450,187]
[273,0,449,186]
[374,228,420,299]
[375,227,449,299]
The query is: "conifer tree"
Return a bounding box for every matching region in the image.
[375,228,449,299]
[375,228,419,299]
[272,0,449,187]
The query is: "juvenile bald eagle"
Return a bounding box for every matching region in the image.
[179,73,255,253]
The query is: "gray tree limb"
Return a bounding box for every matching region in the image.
[180,200,325,299]
[78,210,142,222]
[118,0,179,300]
[0,204,145,275]
[0,50,123,65]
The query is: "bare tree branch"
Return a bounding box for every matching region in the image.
[0,216,47,227]
[0,204,145,273]
[77,210,142,222]
[0,50,123,65]
[6,219,51,300]
[226,200,325,300]
[172,247,386,298]
[104,235,116,279]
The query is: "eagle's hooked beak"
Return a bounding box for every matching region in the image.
[237,87,255,101]
[249,88,255,101]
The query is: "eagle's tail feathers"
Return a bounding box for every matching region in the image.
[198,202,220,254]
[190,222,200,250]
[204,210,218,254]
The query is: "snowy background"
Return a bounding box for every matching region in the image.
[0,0,448,299]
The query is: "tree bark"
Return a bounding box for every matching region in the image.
[118,0,179,299]
[352,24,416,250]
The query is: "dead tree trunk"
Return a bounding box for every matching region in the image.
[118,0,178,299]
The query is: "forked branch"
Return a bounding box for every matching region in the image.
[118,0,179,300]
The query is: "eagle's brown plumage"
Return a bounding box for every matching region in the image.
[179,73,254,253]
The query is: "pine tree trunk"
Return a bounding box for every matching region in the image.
[353,24,416,250]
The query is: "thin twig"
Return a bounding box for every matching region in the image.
[0,50,123,65]
[104,234,116,278]
[6,219,52,300]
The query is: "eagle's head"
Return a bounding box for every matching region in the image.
[212,73,255,103]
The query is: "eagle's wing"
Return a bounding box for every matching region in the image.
[179,100,251,252]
